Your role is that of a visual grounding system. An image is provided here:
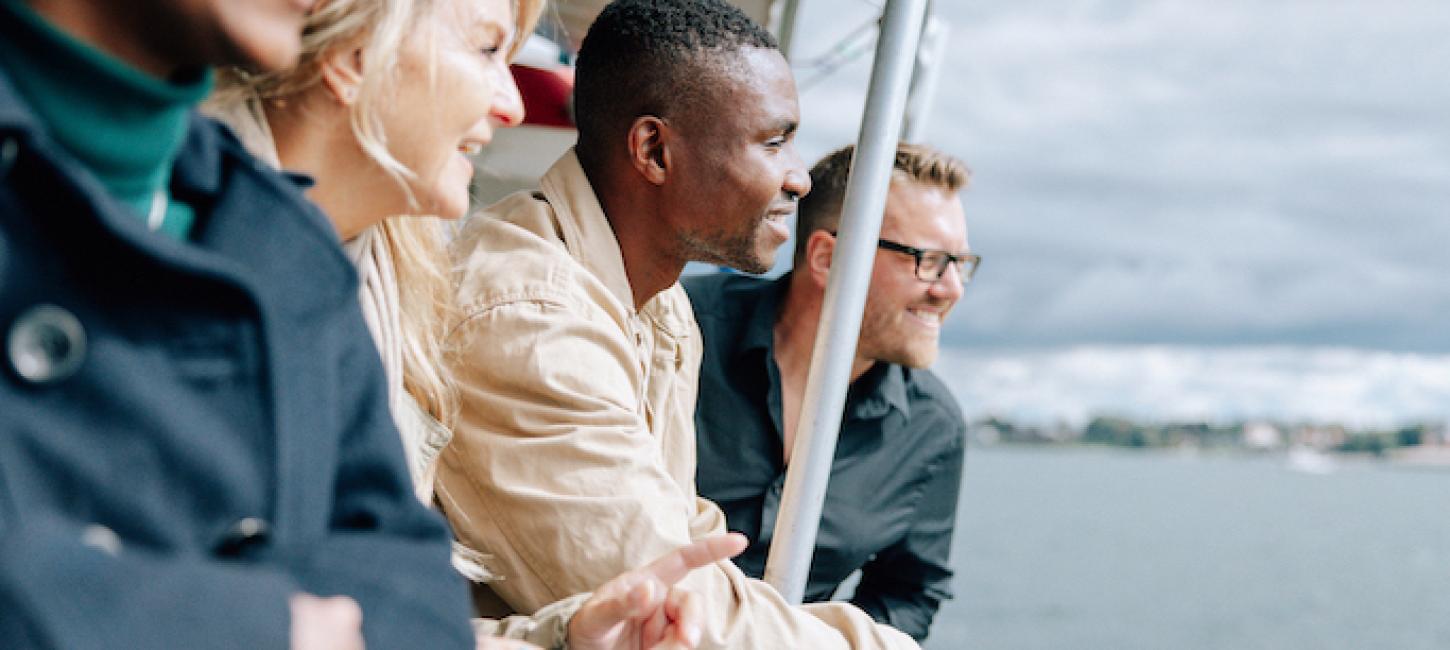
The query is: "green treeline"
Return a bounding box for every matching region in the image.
[973,416,1443,456]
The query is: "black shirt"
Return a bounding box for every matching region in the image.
[684,272,966,642]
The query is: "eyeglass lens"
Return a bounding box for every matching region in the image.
[916,252,975,283]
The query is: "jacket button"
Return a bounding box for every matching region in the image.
[215,517,271,556]
[81,524,122,556]
[7,304,87,385]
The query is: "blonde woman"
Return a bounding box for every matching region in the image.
[208,0,744,648]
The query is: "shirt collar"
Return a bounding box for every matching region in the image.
[850,362,913,421]
[738,274,791,356]
[741,273,912,421]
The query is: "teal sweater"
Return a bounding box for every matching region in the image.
[0,1,213,239]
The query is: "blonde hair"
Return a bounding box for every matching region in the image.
[214,0,544,425]
[794,142,970,262]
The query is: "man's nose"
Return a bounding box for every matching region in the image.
[782,145,811,200]
[929,261,966,301]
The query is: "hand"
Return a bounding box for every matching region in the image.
[567,533,748,650]
[475,637,543,650]
[290,593,364,650]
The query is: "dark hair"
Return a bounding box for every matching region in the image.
[794,143,970,261]
[573,0,777,152]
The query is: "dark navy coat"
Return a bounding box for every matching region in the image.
[0,71,472,648]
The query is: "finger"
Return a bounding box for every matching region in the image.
[646,639,691,650]
[640,600,670,647]
[321,596,363,630]
[290,594,364,650]
[641,533,749,586]
[626,578,661,620]
[664,588,703,648]
[475,637,545,650]
[569,576,659,640]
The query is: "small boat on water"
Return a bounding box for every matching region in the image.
[1285,446,1338,475]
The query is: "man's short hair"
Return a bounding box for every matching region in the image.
[573,0,777,151]
[794,143,970,261]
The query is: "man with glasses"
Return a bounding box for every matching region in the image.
[684,143,975,642]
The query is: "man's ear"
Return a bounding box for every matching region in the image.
[627,116,669,186]
[805,229,835,287]
[320,47,366,106]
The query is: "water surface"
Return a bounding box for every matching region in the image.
[927,446,1450,649]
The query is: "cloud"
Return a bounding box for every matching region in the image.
[788,0,1450,352]
[934,344,1450,427]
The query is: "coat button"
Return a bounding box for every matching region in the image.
[80,524,122,556]
[215,517,271,556]
[7,304,87,385]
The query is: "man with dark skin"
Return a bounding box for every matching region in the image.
[437,1,919,648]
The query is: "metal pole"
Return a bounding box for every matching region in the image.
[775,0,804,61]
[902,14,949,142]
[763,0,928,604]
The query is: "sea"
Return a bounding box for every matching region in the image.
[919,445,1450,649]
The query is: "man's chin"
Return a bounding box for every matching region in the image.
[713,251,772,275]
[887,342,939,369]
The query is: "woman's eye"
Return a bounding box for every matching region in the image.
[480,44,501,58]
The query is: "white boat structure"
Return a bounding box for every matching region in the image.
[1285,446,1338,475]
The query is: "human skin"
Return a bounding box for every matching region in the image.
[598,45,813,308]
[268,0,524,239]
[663,47,811,275]
[26,0,312,76]
[852,180,969,371]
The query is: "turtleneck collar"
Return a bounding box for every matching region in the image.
[0,0,212,237]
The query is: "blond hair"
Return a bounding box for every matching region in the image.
[213,0,543,425]
[794,142,970,262]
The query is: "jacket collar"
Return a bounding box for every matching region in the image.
[539,149,635,313]
[538,148,694,338]
[0,59,43,140]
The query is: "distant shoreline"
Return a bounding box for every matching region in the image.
[968,415,1450,466]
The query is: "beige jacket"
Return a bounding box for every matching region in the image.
[437,150,920,650]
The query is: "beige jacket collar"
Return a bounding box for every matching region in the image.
[538,150,635,314]
[538,149,694,339]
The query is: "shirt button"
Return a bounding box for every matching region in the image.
[7,304,87,385]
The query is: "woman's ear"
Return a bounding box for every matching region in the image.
[627,116,670,186]
[320,47,366,106]
[805,230,836,287]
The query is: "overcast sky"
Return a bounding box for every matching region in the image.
[787,0,1450,353]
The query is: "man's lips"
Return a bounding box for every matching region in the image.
[906,307,946,327]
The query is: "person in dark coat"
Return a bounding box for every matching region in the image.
[0,0,471,647]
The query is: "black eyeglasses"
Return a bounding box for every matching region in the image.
[828,231,980,283]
